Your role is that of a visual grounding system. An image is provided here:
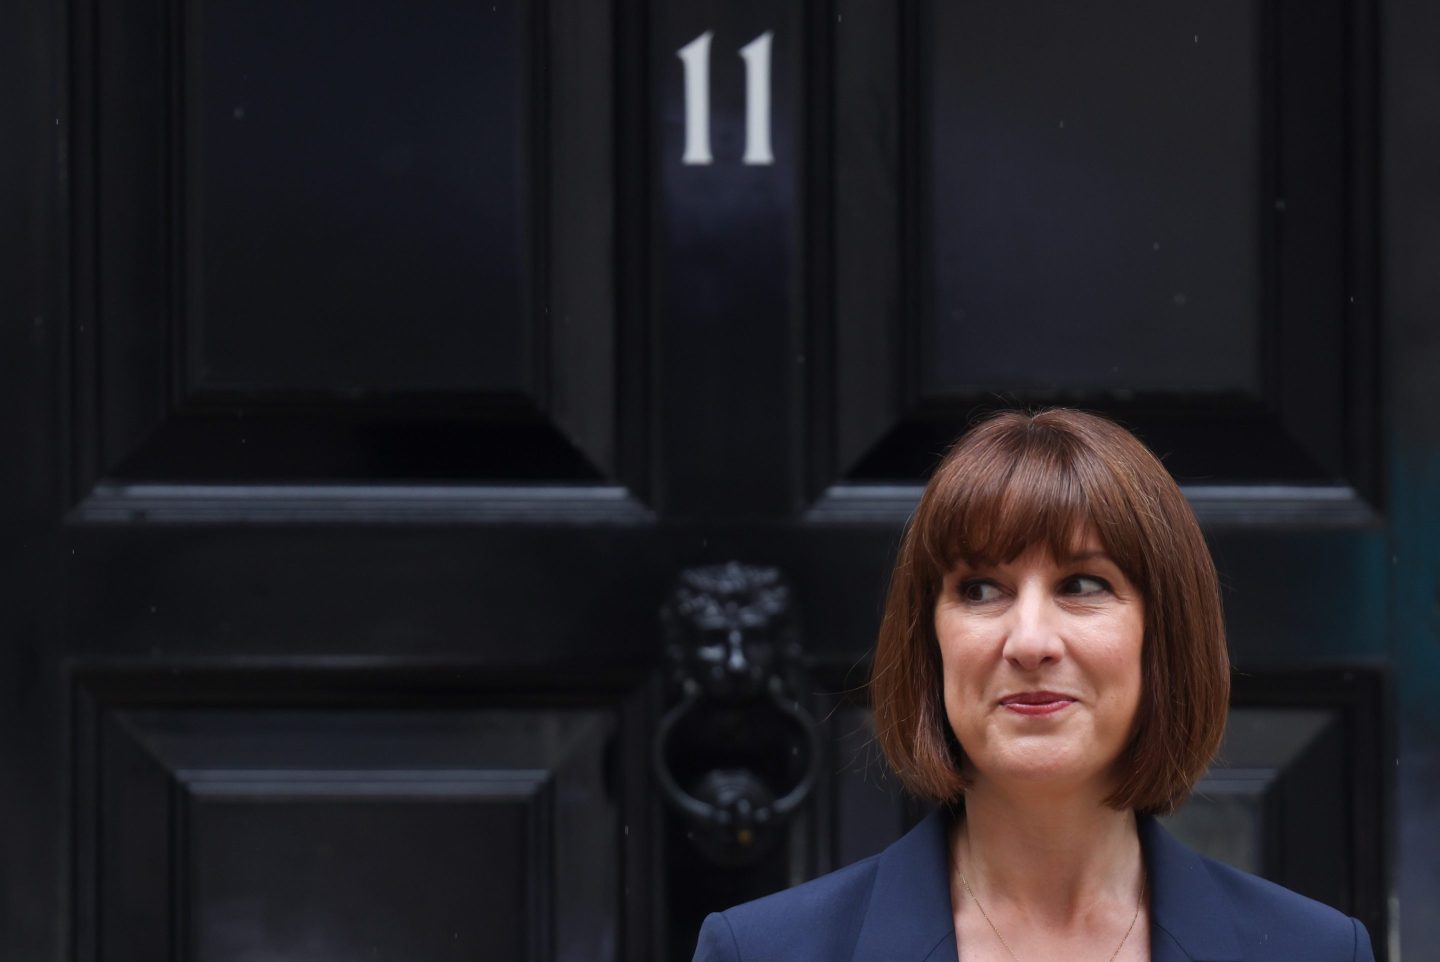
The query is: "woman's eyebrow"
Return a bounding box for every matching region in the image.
[1062,548,1112,564]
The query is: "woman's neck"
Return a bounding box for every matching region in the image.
[952,782,1143,926]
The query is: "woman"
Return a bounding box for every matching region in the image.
[692,409,1374,961]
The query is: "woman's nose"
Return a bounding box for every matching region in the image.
[1001,590,1063,671]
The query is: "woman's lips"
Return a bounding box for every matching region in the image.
[999,692,1076,716]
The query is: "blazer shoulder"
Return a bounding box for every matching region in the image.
[693,855,882,962]
[1197,856,1375,961]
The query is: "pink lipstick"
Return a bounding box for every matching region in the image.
[999,691,1076,716]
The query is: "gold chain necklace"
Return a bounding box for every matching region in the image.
[955,863,1146,962]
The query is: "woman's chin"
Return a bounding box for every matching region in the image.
[968,750,1117,796]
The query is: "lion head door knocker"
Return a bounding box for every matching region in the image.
[653,563,822,867]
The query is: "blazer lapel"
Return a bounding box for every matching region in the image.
[848,810,1245,962]
[1140,815,1244,962]
[850,809,958,962]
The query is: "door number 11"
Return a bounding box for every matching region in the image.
[677,30,774,166]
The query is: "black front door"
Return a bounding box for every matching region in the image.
[4,1,1437,960]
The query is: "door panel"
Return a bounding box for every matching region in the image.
[79,0,624,493]
[823,0,1376,508]
[184,2,529,396]
[74,669,648,962]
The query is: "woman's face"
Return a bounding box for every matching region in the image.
[934,528,1144,799]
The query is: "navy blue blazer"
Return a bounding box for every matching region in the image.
[692,810,1374,961]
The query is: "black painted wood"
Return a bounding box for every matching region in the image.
[184,0,531,396]
[1,0,1421,958]
[1382,0,1440,954]
[823,0,1380,507]
[654,0,803,518]
[926,2,1263,398]
[76,0,627,495]
[73,668,646,962]
[0,2,64,961]
[804,481,1382,529]
[186,780,542,960]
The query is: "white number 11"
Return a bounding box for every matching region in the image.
[677,30,774,166]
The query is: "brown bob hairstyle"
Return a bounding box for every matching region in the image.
[870,408,1230,816]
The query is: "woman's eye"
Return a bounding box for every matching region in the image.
[1063,575,1110,596]
[959,580,1002,603]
